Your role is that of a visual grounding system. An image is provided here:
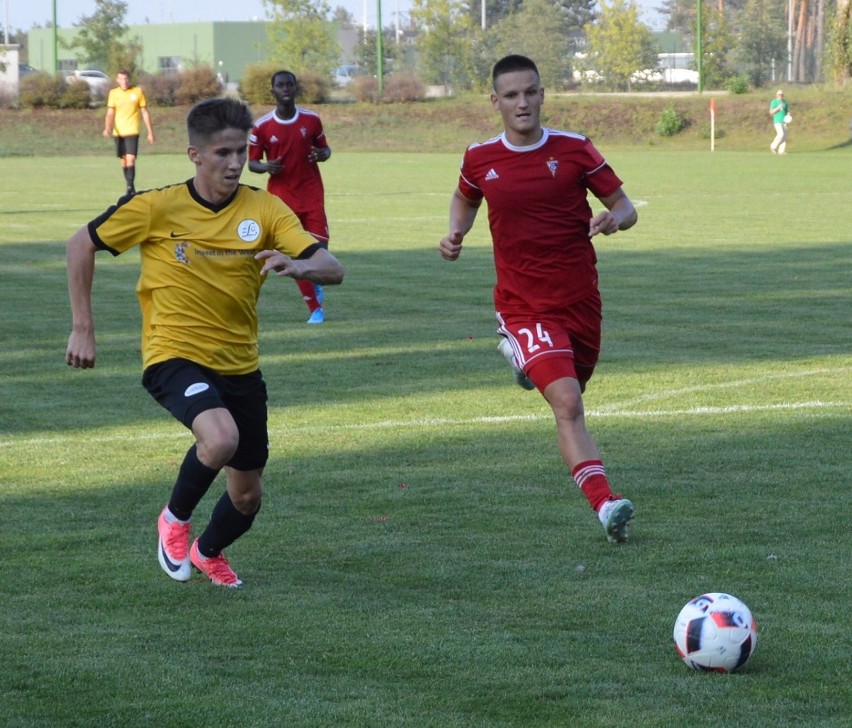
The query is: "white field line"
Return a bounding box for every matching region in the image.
[1,401,847,450]
[593,368,846,413]
[2,368,847,448]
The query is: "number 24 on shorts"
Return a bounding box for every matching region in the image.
[518,323,554,354]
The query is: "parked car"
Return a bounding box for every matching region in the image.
[65,69,112,98]
[334,65,362,87]
[19,63,39,77]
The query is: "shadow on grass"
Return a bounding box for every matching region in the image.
[823,137,852,150]
[0,413,849,726]
[0,240,848,437]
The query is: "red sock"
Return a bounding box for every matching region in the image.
[572,460,614,512]
[296,279,320,312]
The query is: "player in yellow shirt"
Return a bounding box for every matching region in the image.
[67,97,345,588]
[103,69,155,195]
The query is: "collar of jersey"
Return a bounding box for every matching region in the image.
[273,108,300,125]
[186,179,239,212]
[501,127,549,153]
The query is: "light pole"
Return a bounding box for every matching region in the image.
[376,0,383,97]
[695,0,703,93]
[53,0,58,74]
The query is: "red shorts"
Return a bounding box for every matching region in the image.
[295,208,330,244]
[496,291,602,391]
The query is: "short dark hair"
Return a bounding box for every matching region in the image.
[492,55,539,90]
[186,97,253,146]
[271,69,297,86]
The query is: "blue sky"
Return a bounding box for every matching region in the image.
[6,0,665,33]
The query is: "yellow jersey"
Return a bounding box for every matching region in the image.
[88,181,319,374]
[106,85,148,137]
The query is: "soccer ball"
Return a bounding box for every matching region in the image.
[673,593,758,673]
[783,113,793,124]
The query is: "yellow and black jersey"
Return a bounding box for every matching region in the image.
[106,85,148,137]
[88,180,319,374]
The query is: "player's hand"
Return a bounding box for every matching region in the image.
[102,129,111,138]
[439,231,464,261]
[255,249,300,278]
[589,211,618,237]
[66,331,96,369]
[148,132,155,144]
[308,147,327,163]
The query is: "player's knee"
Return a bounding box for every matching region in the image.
[197,429,239,469]
[229,476,263,515]
[238,489,262,516]
[546,385,585,423]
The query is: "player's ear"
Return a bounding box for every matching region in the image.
[187,146,200,165]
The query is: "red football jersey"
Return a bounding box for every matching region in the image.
[457,128,624,314]
[249,108,328,217]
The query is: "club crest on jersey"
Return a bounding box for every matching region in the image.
[300,126,308,138]
[547,159,559,177]
[237,219,261,242]
[174,241,190,265]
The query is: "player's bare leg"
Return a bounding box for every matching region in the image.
[544,377,634,542]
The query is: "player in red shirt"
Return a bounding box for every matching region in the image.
[249,70,332,324]
[439,55,639,543]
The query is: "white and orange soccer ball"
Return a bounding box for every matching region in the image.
[673,593,758,673]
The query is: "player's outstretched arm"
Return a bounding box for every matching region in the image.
[66,227,99,369]
[256,247,344,285]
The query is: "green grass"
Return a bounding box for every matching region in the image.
[0,149,850,727]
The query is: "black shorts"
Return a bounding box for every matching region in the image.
[142,358,269,470]
[115,135,140,158]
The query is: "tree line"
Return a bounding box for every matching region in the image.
[5,0,851,92]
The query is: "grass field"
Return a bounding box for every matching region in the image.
[0,148,850,727]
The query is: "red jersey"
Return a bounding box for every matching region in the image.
[457,128,623,314]
[249,108,328,217]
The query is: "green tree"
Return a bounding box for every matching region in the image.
[467,0,595,35]
[828,0,852,85]
[701,6,736,89]
[737,0,786,87]
[467,0,520,30]
[485,0,572,89]
[64,0,140,74]
[265,0,339,78]
[353,28,406,75]
[581,0,657,91]
[411,0,477,91]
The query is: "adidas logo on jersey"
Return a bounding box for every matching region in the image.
[485,168,499,181]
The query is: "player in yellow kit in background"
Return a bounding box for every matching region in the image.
[103,69,155,195]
